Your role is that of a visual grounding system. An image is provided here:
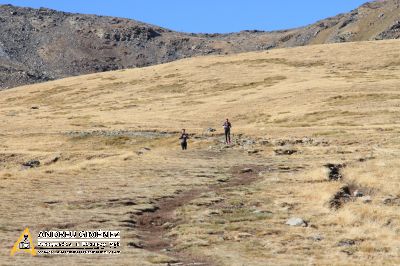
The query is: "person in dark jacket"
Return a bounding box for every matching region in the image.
[223,118,232,144]
[179,129,189,150]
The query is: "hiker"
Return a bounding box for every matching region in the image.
[223,118,232,144]
[179,129,189,150]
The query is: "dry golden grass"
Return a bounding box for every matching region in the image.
[1,40,400,265]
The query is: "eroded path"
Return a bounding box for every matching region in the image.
[1,130,397,266]
[119,135,322,265]
[135,164,272,265]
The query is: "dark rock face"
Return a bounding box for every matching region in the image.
[1,0,400,89]
[0,4,284,90]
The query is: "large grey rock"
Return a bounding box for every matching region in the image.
[286,217,307,227]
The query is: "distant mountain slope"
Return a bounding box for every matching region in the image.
[0,0,399,89]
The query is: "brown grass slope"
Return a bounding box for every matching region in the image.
[0,40,400,265]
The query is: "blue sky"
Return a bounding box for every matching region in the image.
[1,0,368,33]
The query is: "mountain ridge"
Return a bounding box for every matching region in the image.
[1,0,399,89]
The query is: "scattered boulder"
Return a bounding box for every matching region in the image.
[240,168,253,173]
[309,234,324,241]
[272,137,326,146]
[31,106,39,110]
[253,209,272,215]
[361,196,372,203]
[22,160,40,168]
[217,176,229,183]
[382,197,393,205]
[247,149,261,154]
[357,156,375,162]
[127,241,144,249]
[235,137,256,147]
[45,155,61,165]
[134,204,158,213]
[337,239,356,247]
[205,209,221,216]
[274,149,297,155]
[237,232,253,239]
[328,185,351,209]
[324,163,345,181]
[353,190,364,197]
[50,155,60,163]
[259,140,270,145]
[136,147,151,155]
[382,196,400,206]
[161,222,174,229]
[285,217,307,227]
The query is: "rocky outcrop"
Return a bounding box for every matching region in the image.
[1,0,400,89]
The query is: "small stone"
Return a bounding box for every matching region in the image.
[45,155,61,165]
[31,106,39,110]
[22,160,40,168]
[217,177,229,182]
[353,190,363,197]
[247,149,261,154]
[137,147,151,154]
[274,149,297,156]
[237,232,252,238]
[361,196,372,203]
[286,217,307,227]
[310,234,324,241]
[240,168,253,173]
[162,222,174,229]
[127,241,144,249]
[337,239,355,247]
[382,196,400,206]
[134,204,158,212]
[383,198,391,204]
[206,128,216,133]
[253,209,272,214]
[206,210,221,216]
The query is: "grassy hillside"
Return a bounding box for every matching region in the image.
[1,40,400,265]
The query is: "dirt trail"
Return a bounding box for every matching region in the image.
[135,165,267,265]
